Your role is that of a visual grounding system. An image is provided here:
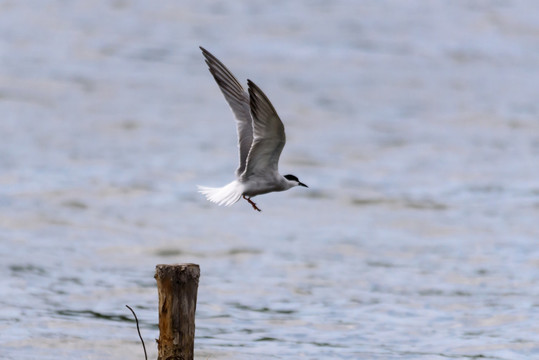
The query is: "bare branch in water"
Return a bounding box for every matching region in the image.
[126,305,148,360]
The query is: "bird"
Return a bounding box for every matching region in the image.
[197,46,308,212]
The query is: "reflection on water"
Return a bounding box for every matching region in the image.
[1,1,539,359]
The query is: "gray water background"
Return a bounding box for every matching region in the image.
[1,1,539,359]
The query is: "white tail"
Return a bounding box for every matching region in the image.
[197,181,243,207]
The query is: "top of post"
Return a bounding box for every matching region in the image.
[155,263,200,281]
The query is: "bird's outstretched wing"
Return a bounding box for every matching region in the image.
[241,80,286,180]
[200,46,253,177]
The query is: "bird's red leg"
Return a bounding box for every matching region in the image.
[243,195,261,212]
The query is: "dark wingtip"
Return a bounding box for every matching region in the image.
[247,79,258,89]
[247,80,258,103]
[200,46,211,58]
[247,79,262,100]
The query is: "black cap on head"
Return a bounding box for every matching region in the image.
[284,174,308,187]
[284,174,299,182]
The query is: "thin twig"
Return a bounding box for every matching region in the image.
[126,305,148,360]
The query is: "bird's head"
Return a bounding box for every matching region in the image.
[284,174,308,188]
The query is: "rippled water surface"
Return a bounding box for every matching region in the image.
[2,1,539,359]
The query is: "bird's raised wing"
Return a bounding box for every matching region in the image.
[241,80,286,180]
[200,47,253,177]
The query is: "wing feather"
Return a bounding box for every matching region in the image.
[200,47,253,177]
[241,80,286,180]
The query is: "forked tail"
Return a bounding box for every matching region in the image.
[197,181,243,206]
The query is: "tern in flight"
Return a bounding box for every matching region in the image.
[197,47,308,212]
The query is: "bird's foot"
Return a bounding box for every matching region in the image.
[243,195,262,212]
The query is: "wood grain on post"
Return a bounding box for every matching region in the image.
[155,263,200,360]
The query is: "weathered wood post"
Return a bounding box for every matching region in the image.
[155,263,200,360]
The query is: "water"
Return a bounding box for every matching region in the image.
[1,1,539,359]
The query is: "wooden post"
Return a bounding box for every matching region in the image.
[155,263,200,360]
